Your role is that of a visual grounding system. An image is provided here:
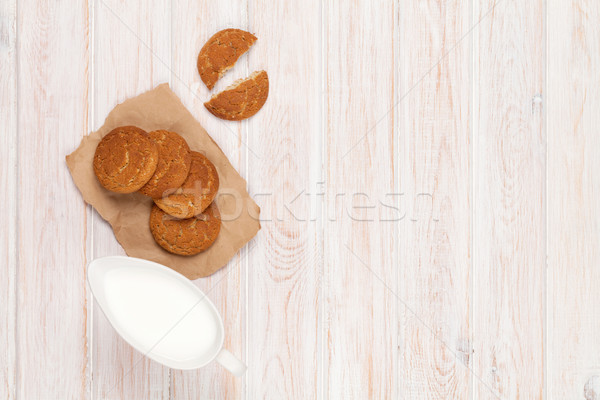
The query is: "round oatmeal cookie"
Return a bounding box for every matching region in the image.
[154,151,219,219]
[204,70,269,121]
[149,203,221,256]
[138,130,192,199]
[93,126,158,193]
[197,28,257,90]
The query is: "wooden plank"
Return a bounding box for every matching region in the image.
[91,0,171,398]
[169,2,247,399]
[396,0,472,398]
[547,0,600,398]
[324,1,396,398]
[0,0,17,398]
[245,0,322,398]
[16,0,91,397]
[472,0,545,398]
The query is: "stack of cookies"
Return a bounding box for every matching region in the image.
[93,126,221,256]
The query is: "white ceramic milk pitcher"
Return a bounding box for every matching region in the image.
[87,256,246,376]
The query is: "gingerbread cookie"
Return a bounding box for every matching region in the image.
[149,203,221,256]
[93,126,158,193]
[204,70,269,121]
[197,28,257,90]
[138,130,192,199]
[154,152,219,219]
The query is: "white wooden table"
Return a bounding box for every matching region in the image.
[2,0,599,398]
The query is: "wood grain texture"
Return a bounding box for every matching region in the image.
[170,2,247,398]
[396,0,472,398]
[16,0,90,397]
[91,0,171,398]
[547,0,600,398]
[473,0,546,398]
[325,1,396,398]
[0,0,17,398]
[6,0,600,398]
[245,0,323,398]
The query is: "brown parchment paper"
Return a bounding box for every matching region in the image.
[66,83,260,280]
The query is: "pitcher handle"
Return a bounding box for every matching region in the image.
[215,348,246,377]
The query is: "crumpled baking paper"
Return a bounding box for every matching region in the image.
[66,83,260,279]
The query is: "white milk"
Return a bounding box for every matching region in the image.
[102,267,219,362]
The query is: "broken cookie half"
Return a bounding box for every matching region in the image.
[204,70,269,121]
[197,29,257,90]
